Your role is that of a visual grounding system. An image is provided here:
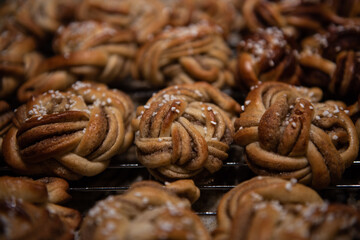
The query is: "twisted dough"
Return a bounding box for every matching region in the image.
[15,0,80,38]
[299,25,360,99]
[134,23,235,89]
[77,0,169,43]
[4,81,134,180]
[0,176,81,240]
[133,82,241,181]
[347,95,360,140]
[213,176,360,240]
[0,101,13,154]
[237,27,301,89]
[234,82,359,188]
[17,21,137,102]
[0,21,41,99]
[241,0,359,37]
[80,180,210,240]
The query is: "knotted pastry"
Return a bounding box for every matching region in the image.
[191,0,240,37]
[17,21,137,103]
[80,180,210,240]
[14,0,80,38]
[213,176,360,240]
[3,81,134,180]
[132,82,241,181]
[348,95,360,140]
[241,0,359,38]
[299,25,360,100]
[236,27,301,90]
[0,101,13,154]
[0,176,81,240]
[0,22,41,99]
[234,82,359,188]
[77,0,169,43]
[134,23,235,89]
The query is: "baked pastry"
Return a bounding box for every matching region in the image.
[299,25,360,100]
[17,21,137,102]
[347,95,360,140]
[3,81,134,180]
[0,22,41,99]
[14,0,80,38]
[80,179,210,240]
[134,23,235,89]
[236,27,301,90]
[191,0,240,37]
[132,82,241,181]
[0,101,14,154]
[0,176,81,240]
[240,0,358,38]
[77,0,169,43]
[213,176,360,240]
[234,82,359,188]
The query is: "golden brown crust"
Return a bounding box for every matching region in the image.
[0,22,41,99]
[0,100,14,154]
[236,27,301,89]
[299,25,360,99]
[15,0,80,38]
[0,175,81,240]
[234,82,359,188]
[133,23,235,89]
[132,82,241,181]
[77,0,170,43]
[241,0,359,37]
[80,180,210,240]
[17,21,137,103]
[213,176,360,240]
[4,81,135,180]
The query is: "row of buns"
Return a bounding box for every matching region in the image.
[0,0,360,239]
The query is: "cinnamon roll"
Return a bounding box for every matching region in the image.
[0,101,13,154]
[236,27,301,90]
[0,175,81,240]
[80,180,210,240]
[17,21,137,102]
[213,176,360,240]
[132,82,241,181]
[347,95,360,140]
[0,22,41,99]
[134,23,235,89]
[234,82,359,188]
[4,81,134,180]
[299,25,360,100]
[15,0,80,38]
[77,0,169,43]
[241,0,359,38]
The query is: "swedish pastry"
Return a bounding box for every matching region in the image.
[77,0,169,43]
[17,21,137,102]
[213,176,360,240]
[0,21,41,99]
[240,0,358,37]
[133,23,235,89]
[3,81,134,180]
[234,82,359,188]
[13,0,80,39]
[236,27,301,90]
[0,100,13,154]
[0,175,81,240]
[348,95,360,140]
[80,179,210,240]
[299,25,360,100]
[132,82,241,181]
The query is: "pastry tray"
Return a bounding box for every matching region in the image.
[0,88,359,232]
